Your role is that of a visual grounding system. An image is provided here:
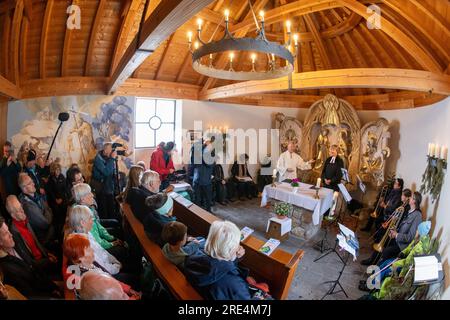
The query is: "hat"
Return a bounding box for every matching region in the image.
[418,221,431,237]
[27,149,37,162]
[163,141,175,152]
[156,196,173,216]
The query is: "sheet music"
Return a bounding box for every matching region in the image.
[414,256,439,282]
[338,183,352,202]
[176,196,193,208]
[337,223,359,260]
[170,182,191,192]
[341,168,350,183]
[356,175,366,194]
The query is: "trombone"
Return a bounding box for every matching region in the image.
[370,184,389,219]
[373,202,407,252]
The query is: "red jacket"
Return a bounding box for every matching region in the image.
[150,146,174,182]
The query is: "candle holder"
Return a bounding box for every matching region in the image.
[420,155,447,203]
[310,186,320,199]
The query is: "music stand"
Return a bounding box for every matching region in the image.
[321,249,351,300]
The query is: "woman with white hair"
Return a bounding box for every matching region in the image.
[72,183,128,264]
[184,220,251,300]
[66,205,121,275]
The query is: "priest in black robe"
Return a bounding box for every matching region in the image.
[321,144,344,192]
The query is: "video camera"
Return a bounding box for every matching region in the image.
[112,142,126,156]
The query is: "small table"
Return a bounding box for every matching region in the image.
[266,217,292,242]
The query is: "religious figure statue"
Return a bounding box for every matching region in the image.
[360,126,390,186]
[322,94,341,127]
[314,128,330,170]
[338,128,351,169]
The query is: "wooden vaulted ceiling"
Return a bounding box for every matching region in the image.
[0,0,450,110]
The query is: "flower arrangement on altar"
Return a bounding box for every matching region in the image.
[274,202,292,219]
[290,178,300,187]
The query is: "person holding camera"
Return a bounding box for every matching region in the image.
[150,141,176,191]
[91,142,118,220]
[0,141,22,197]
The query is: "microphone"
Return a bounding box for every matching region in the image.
[58,112,70,122]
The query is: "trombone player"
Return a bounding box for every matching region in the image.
[361,178,404,232]
[361,190,422,266]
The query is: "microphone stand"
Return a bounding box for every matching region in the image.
[46,120,64,162]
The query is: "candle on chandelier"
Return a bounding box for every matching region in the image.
[271,53,275,61]
[293,34,299,46]
[286,20,291,33]
[316,178,321,188]
[224,9,230,22]
[251,53,256,64]
[259,10,264,22]
[194,41,199,50]
[229,52,234,62]
[429,143,435,157]
[435,144,441,158]
[441,146,448,161]
[197,18,203,30]
[187,31,192,43]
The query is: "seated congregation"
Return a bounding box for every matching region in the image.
[0,140,278,300]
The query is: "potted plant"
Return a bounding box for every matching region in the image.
[274,202,292,219]
[291,178,300,193]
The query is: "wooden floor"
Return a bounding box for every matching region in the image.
[211,198,375,300]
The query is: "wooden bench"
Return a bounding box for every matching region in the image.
[173,199,304,300]
[62,255,76,300]
[121,203,203,300]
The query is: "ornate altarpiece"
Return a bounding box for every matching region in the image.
[275,94,391,188]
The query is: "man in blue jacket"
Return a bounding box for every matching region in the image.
[192,139,214,212]
[91,142,117,220]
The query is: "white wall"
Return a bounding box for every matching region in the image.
[182,97,450,298]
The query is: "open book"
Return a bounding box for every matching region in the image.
[236,176,253,182]
[259,238,280,256]
[414,255,439,283]
[175,195,193,208]
[170,182,191,192]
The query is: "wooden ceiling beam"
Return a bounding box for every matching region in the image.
[116,78,200,100]
[108,0,215,94]
[19,14,29,81]
[2,12,12,81]
[409,0,450,39]
[85,0,107,76]
[382,0,449,63]
[109,0,143,77]
[10,0,24,85]
[62,0,77,77]
[303,14,331,70]
[153,34,175,80]
[337,0,442,73]
[200,69,450,100]
[40,0,54,79]
[23,0,32,21]
[0,75,21,99]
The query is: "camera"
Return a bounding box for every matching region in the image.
[112,142,126,156]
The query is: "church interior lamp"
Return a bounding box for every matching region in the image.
[420,143,447,202]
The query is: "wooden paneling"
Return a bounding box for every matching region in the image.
[0,101,7,146]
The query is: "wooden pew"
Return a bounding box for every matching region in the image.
[121,203,203,300]
[173,199,304,300]
[62,255,76,300]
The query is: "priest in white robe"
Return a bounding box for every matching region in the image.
[276,142,314,182]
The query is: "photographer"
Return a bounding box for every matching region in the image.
[91,142,118,220]
[0,141,22,197]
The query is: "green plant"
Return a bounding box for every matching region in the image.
[420,158,446,203]
[274,202,292,217]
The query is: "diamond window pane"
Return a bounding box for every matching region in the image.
[135,124,155,148]
[136,99,156,123]
[155,123,175,146]
[156,100,175,123]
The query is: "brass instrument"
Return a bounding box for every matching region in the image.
[373,202,407,252]
[370,184,389,218]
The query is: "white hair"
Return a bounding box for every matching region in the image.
[67,205,92,233]
[140,170,160,186]
[79,271,127,300]
[205,220,241,261]
[72,183,92,204]
[5,195,19,214]
[17,172,31,190]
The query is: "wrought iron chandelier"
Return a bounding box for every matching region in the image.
[187,3,299,81]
